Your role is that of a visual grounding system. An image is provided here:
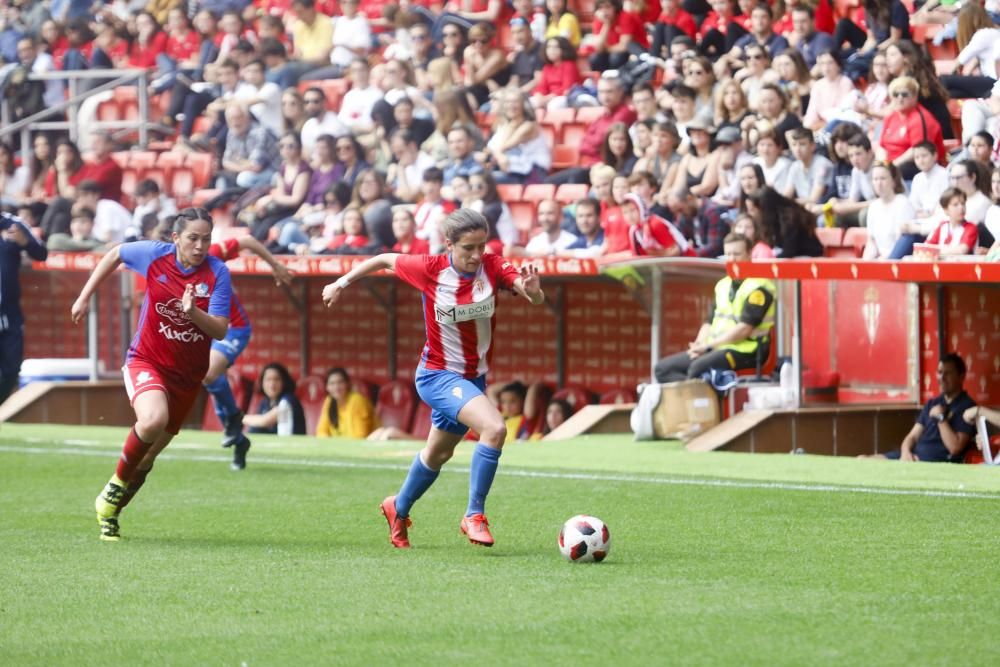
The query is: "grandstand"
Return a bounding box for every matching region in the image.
[2,1,1000,663]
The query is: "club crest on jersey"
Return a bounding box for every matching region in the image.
[155,298,191,326]
[472,279,485,299]
[452,386,463,399]
[194,282,210,298]
[434,297,495,324]
[136,371,153,386]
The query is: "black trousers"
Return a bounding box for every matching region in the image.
[654,346,762,384]
[0,324,24,404]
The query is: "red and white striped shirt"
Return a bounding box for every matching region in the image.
[395,254,520,379]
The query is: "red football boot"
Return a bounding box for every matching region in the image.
[380,496,412,549]
[460,513,494,547]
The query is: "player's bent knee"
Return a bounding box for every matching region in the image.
[478,420,507,448]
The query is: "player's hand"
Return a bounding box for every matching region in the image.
[963,406,979,424]
[322,282,343,308]
[900,449,919,462]
[929,404,945,419]
[519,265,542,300]
[181,283,196,314]
[70,297,89,324]
[272,261,293,286]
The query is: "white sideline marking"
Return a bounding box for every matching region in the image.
[2,443,999,501]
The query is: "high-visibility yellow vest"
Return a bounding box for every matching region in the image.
[708,277,776,354]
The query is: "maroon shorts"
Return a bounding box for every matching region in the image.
[123,361,200,435]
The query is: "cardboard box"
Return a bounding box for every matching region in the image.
[653,380,721,440]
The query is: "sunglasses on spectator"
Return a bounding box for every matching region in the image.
[891,91,913,98]
[304,98,323,104]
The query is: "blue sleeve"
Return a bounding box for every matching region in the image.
[207,257,232,318]
[916,402,931,428]
[770,36,788,57]
[120,241,174,277]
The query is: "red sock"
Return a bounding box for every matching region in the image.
[115,428,153,484]
[117,466,152,511]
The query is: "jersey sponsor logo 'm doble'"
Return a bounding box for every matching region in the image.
[434,297,495,325]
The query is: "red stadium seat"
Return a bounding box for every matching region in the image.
[552,144,580,170]
[156,151,185,180]
[353,378,378,405]
[555,183,588,204]
[111,151,131,169]
[141,168,167,192]
[296,374,328,435]
[551,386,593,412]
[186,153,213,189]
[522,184,556,205]
[97,101,122,122]
[129,151,157,177]
[507,200,536,239]
[496,184,523,202]
[599,388,637,404]
[575,107,605,124]
[374,380,417,431]
[843,227,869,257]
[539,123,556,149]
[560,123,587,150]
[542,108,575,137]
[169,168,195,201]
[410,402,433,440]
[816,226,844,249]
[201,369,254,431]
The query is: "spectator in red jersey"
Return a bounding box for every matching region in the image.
[531,36,580,111]
[40,20,69,69]
[60,18,96,74]
[42,139,85,211]
[79,131,123,202]
[414,166,455,254]
[431,0,506,43]
[878,76,947,180]
[601,171,632,254]
[150,8,202,95]
[698,0,749,59]
[926,188,979,256]
[391,207,432,254]
[547,72,637,185]
[623,193,694,257]
[327,206,372,253]
[127,12,167,69]
[583,0,647,72]
[651,0,697,61]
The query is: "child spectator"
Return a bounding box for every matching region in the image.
[623,193,694,257]
[391,208,431,254]
[864,162,914,259]
[784,127,833,208]
[245,363,307,436]
[531,37,580,111]
[926,188,978,256]
[909,142,950,218]
[327,207,371,254]
[46,206,105,252]
[316,368,378,438]
[530,398,574,440]
[732,212,775,259]
[413,167,454,255]
[132,179,178,230]
[497,381,529,443]
[752,125,792,193]
[822,133,875,227]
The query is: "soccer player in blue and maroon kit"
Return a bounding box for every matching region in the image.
[71,209,232,541]
[322,209,545,549]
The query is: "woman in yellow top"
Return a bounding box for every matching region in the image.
[544,0,581,48]
[316,368,379,438]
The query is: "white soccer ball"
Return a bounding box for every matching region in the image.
[558,515,611,563]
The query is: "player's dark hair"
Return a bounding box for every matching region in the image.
[324,367,351,431]
[439,208,489,244]
[940,352,966,376]
[173,207,214,234]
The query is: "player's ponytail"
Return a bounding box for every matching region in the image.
[439,208,489,244]
[173,207,214,234]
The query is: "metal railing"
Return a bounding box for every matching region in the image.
[0,68,152,162]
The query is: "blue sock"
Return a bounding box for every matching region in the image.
[205,374,239,423]
[466,443,501,517]
[395,453,439,518]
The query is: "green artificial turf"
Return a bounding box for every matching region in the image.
[1,423,998,666]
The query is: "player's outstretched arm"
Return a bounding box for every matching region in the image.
[237,236,293,286]
[322,253,402,308]
[512,264,545,305]
[71,244,122,324]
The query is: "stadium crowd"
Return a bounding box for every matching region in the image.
[0,0,998,260]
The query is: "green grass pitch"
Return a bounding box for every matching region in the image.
[1,423,999,665]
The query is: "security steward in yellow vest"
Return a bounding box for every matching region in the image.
[654,234,776,384]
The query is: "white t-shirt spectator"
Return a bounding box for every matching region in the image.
[966,190,992,224]
[301,112,350,159]
[331,14,372,68]
[393,151,436,195]
[94,199,134,244]
[848,164,875,202]
[524,229,579,256]
[338,86,383,131]
[1,166,30,202]
[756,156,793,193]
[31,53,63,110]
[236,82,284,138]
[786,155,833,201]
[867,194,914,258]
[132,194,178,228]
[984,204,1000,242]
[909,164,949,215]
